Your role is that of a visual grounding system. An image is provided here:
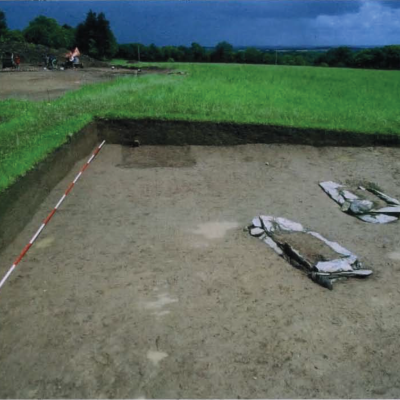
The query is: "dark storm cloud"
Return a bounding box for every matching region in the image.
[383,0,400,8]
[0,1,399,47]
[219,1,361,20]
[312,1,400,45]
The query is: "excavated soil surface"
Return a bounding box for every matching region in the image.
[271,231,341,264]
[342,183,389,209]
[0,66,169,101]
[0,144,400,398]
[118,146,196,169]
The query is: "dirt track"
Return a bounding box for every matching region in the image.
[0,144,400,398]
[0,66,165,101]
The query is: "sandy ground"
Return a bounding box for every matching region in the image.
[0,144,400,398]
[0,66,159,101]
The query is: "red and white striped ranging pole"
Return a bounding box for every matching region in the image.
[0,140,106,292]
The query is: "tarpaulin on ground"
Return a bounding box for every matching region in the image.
[320,181,400,224]
[248,216,372,290]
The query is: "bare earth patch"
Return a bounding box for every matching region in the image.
[0,144,399,398]
[0,66,168,101]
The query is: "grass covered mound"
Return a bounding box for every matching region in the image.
[1,62,400,193]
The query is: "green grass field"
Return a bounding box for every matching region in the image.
[1,62,400,193]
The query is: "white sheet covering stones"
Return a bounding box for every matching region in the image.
[248,216,372,290]
[319,181,399,224]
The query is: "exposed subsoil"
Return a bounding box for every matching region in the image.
[0,143,400,398]
[271,232,340,264]
[0,65,170,101]
[343,183,388,209]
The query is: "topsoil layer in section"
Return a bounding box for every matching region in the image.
[0,144,399,398]
[97,118,400,147]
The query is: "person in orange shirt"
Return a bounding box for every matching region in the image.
[14,54,21,70]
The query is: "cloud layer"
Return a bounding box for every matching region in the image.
[1,1,399,47]
[313,0,400,45]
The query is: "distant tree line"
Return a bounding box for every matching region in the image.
[315,45,400,70]
[0,8,118,60]
[118,41,400,70]
[117,41,322,66]
[1,7,400,69]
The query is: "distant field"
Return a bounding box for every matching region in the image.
[1,62,400,192]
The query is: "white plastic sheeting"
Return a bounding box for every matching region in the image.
[248,216,372,290]
[319,181,399,224]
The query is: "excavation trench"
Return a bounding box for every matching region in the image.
[1,119,400,398]
[1,117,400,253]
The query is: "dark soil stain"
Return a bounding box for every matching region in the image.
[118,146,196,169]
